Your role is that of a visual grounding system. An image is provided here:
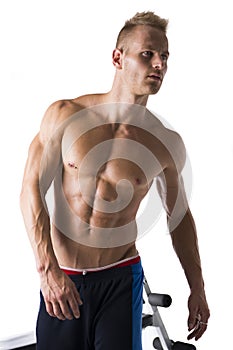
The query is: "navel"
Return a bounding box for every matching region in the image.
[135,178,141,185]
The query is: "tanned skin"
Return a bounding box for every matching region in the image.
[20,25,210,340]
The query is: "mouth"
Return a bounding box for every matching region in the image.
[147,74,162,81]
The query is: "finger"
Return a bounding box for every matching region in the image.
[188,326,207,341]
[195,321,208,341]
[187,319,208,341]
[195,328,207,341]
[53,301,66,320]
[188,310,198,331]
[45,301,56,318]
[187,317,199,339]
[68,286,83,318]
[68,295,81,319]
[58,299,75,320]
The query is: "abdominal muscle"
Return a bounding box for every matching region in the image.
[51,170,144,269]
[51,227,138,270]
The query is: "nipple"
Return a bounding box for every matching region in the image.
[135,178,141,185]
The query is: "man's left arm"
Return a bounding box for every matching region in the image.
[156,162,210,341]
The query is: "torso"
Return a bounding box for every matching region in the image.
[48,95,180,269]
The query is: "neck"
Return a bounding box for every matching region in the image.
[104,75,149,106]
[105,90,148,106]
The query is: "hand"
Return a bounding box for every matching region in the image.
[40,267,83,321]
[187,291,210,341]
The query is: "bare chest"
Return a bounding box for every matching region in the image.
[62,124,167,189]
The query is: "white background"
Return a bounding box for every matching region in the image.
[0,0,233,349]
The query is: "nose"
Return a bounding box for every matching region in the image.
[152,53,163,69]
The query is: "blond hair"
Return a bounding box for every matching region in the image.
[116,11,169,50]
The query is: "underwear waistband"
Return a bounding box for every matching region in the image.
[60,255,140,275]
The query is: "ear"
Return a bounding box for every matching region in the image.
[112,48,123,69]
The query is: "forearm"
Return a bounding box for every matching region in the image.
[168,209,205,293]
[20,184,59,275]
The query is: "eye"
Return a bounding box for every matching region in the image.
[161,54,168,62]
[141,51,153,58]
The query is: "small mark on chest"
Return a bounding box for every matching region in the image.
[68,162,78,169]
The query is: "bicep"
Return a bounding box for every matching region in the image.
[22,128,62,197]
[156,167,189,220]
[22,134,44,187]
[29,101,66,193]
[20,135,48,216]
[22,99,76,195]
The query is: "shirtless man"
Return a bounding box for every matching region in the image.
[20,11,210,350]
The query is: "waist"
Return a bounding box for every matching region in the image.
[60,255,140,275]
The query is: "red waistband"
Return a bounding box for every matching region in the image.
[61,256,140,275]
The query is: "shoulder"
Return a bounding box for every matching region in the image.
[166,128,186,172]
[148,110,186,171]
[39,99,84,145]
[165,127,186,153]
[39,93,105,144]
[149,112,186,173]
[155,127,186,188]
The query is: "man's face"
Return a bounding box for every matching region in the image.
[121,25,169,96]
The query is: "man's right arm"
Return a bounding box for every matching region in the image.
[20,102,82,320]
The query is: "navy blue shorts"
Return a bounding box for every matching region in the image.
[36,260,144,350]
